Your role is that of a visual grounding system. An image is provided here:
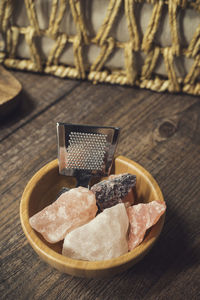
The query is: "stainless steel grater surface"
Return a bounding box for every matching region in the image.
[57,123,120,187]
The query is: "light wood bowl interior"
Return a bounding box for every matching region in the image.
[20,156,165,278]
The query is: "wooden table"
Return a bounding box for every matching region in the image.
[1,70,200,300]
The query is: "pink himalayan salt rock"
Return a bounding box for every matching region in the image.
[62,203,129,261]
[29,187,98,243]
[127,200,166,251]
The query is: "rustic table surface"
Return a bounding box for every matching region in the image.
[1,70,200,300]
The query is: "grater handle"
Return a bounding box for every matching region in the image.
[75,170,92,188]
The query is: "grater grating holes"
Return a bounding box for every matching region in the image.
[66,132,108,170]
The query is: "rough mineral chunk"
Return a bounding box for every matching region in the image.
[62,203,129,261]
[29,187,98,243]
[91,173,136,211]
[127,200,166,251]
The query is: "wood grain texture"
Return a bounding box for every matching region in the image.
[0,71,200,299]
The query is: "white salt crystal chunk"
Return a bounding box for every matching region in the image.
[62,203,129,261]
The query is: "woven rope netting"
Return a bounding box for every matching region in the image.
[0,0,200,95]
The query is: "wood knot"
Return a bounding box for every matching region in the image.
[153,117,179,143]
[159,121,177,138]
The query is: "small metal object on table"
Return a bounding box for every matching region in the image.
[57,122,120,187]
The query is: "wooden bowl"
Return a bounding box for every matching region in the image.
[20,156,165,278]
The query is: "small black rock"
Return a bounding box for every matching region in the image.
[91,173,136,211]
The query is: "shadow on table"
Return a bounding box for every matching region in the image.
[0,90,35,126]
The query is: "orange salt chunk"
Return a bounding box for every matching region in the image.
[127,200,166,251]
[29,187,98,243]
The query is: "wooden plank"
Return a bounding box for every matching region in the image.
[0,72,200,299]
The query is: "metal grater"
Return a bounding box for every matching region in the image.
[57,123,120,187]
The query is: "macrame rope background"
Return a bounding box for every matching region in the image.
[0,0,200,95]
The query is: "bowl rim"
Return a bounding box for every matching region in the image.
[20,155,165,273]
